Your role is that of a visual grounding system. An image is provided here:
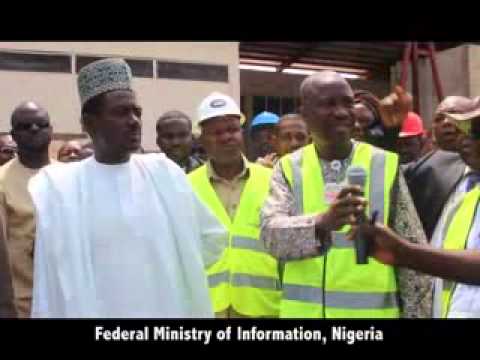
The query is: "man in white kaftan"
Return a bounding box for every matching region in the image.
[29,58,226,318]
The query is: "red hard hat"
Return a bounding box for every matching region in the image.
[399,112,424,137]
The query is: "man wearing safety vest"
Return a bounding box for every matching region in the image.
[260,71,432,318]
[356,103,480,318]
[189,92,280,318]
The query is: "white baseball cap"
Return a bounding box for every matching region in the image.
[196,92,245,127]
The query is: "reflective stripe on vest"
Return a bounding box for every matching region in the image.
[232,273,281,290]
[232,235,268,253]
[209,271,230,288]
[440,186,480,318]
[208,271,281,291]
[279,142,400,318]
[188,162,280,316]
[283,284,399,309]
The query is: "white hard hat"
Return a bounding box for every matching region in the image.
[196,92,244,127]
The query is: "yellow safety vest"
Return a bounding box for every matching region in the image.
[279,142,400,318]
[441,186,480,318]
[188,162,280,317]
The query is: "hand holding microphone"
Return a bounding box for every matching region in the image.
[314,165,370,264]
[316,177,368,233]
[346,166,369,264]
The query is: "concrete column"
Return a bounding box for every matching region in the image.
[468,45,480,97]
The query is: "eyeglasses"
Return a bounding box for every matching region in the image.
[13,122,50,131]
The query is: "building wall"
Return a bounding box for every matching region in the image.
[391,45,471,128]
[0,42,240,151]
[419,45,469,127]
[241,70,390,98]
[240,44,479,132]
[240,69,391,121]
[469,45,480,97]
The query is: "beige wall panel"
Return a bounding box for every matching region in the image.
[0,42,240,151]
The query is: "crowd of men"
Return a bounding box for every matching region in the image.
[0,57,479,318]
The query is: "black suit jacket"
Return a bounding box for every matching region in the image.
[403,150,466,240]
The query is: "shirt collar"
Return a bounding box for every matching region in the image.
[206,154,250,182]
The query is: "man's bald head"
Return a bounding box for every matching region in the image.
[300,71,353,100]
[299,71,355,147]
[11,101,49,128]
[10,101,52,153]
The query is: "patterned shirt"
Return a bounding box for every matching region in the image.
[260,144,433,318]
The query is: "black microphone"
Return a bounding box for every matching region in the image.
[346,166,369,264]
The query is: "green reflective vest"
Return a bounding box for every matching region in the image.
[188,162,280,317]
[279,142,400,318]
[441,185,480,318]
